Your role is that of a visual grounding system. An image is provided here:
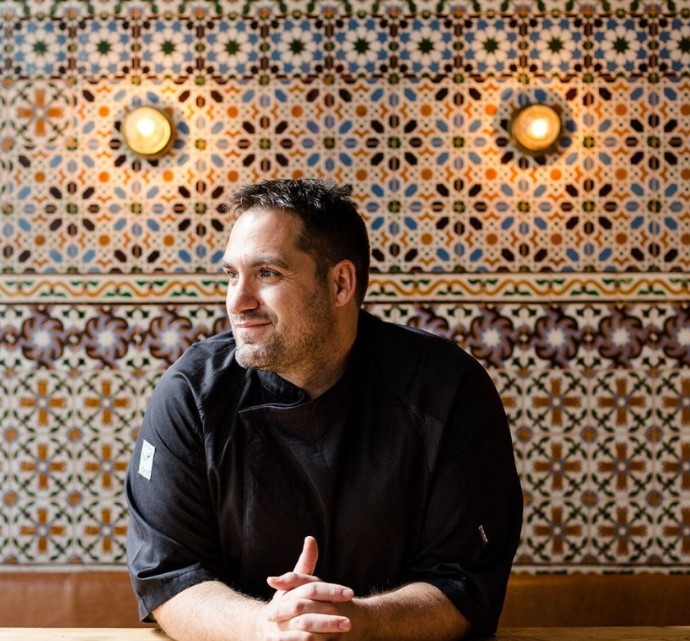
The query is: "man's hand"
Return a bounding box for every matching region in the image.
[260,536,355,640]
[154,537,467,641]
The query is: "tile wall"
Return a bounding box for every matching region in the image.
[1,0,689,573]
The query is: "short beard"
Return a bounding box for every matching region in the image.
[232,303,337,380]
[234,335,286,372]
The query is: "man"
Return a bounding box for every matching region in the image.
[126,178,522,641]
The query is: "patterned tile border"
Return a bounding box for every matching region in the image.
[1,272,689,303]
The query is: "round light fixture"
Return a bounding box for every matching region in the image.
[509,103,562,155]
[121,106,175,158]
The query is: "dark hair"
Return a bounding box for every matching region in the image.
[227,178,371,305]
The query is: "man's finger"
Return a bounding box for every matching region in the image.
[266,572,319,592]
[293,535,318,576]
[285,613,352,633]
[272,580,354,602]
[264,622,349,641]
[266,598,339,623]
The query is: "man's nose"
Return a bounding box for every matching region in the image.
[226,277,259,314]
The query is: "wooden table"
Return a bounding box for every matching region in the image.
[0,632,166,641]
[2,629,690,641]
[492,630,690,640]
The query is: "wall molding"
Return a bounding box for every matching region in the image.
[1,273,689,304]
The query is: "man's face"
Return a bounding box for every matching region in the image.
[222,208,337,381]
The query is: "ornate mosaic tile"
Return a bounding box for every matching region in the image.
[588,369,654,435]
[4,74,690,273]
[13,497,74,563]
[2,0,690,575]
[520,497,592,565]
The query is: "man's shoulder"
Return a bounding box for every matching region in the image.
[174,329,236,367]
[357,313,504,463]
[358,311,495,412]
[361,311,476,371]
[157,330,242,397]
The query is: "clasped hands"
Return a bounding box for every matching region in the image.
[260,536,356,641]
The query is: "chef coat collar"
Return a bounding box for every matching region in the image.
[254,369,307,405]
[242,311,373,409]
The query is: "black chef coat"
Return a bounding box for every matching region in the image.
[125,311,522,635]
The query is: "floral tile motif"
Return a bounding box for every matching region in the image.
[140,17,196,78]
[397,16,455,77]
[10,17,70,79]
[589,369,654,435]
[74,497,129,562]
[526,14,586,78]
[14,371,75,434]
[14,434,73,499]
[7,79,74,148]
[657,502,690,563]
[525,370,589,434]
[3,299,683,373]
[77,18,135,79]
[4,71,690,274]
[657,16,690,77]
[658,432,690,485]
[591,500,657,563]
[461,15,520,76]
[591,435,654,499]
[656,370,690,431]
[12,497,74,563]
[203,17,262,78]
[76,435,131,497]
[521,497,592,565]
[268,16,325,77]
[525,434,590,498]
[333,16,391,76]
[591,15,652,78]
[1,299,687,567]
[74,370,140,437]
[1,363,167,563]
[2,0,690,575]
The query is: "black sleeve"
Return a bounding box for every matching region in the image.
[403,358,523,636]
[126,367,221,622]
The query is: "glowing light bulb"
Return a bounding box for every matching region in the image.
[510,104,561,154]
[526,117,549,140]
[136,117,156,138]
[122,106,175,158]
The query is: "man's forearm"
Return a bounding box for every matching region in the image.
[153,580,264,641]
[154,578,469,641]
[352,582,470,641]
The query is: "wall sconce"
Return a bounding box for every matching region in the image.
[509,103,562,155]
[122,106,175,158]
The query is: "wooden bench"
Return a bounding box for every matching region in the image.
[0,571,688,627]
[501,573,690,627]
[0,571,142,627]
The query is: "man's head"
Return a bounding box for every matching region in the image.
[226,178,370,306]
[222,178,369,396]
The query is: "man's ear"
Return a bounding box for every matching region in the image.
[331,260,357,307]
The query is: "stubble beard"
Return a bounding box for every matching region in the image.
[234,329,286,372]
[233,302,337,378]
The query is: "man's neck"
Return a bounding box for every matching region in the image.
[282,314,358,399]
[282,345,352,400]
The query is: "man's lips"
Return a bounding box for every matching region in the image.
[233,319,271,330]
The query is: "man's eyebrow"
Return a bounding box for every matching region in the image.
[221,255,291,271]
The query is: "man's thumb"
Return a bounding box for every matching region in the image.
[293,535,318,575]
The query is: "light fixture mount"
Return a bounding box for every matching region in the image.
[121,106,175,159]
[509,103,562,156]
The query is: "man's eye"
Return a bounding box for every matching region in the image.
[260,269,278,278]
[225,271,238,281]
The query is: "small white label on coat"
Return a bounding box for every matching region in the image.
[479,524,489,545]
[138,440,155,481]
